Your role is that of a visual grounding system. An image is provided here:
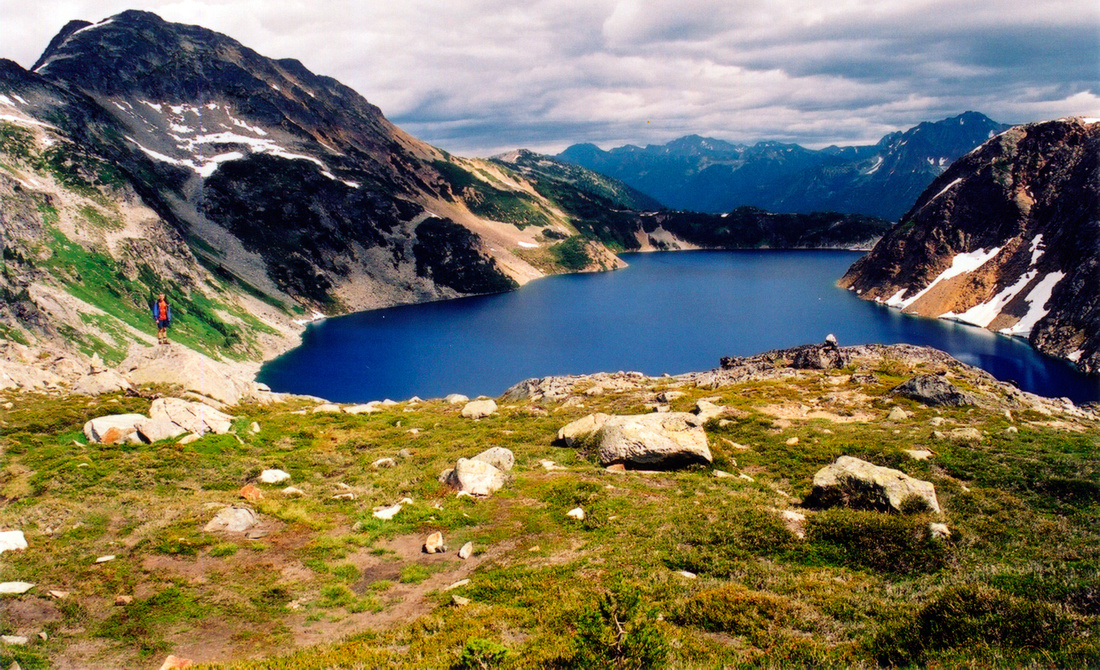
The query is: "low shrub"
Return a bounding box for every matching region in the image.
[674,584,791,641]
[805,508,950,574]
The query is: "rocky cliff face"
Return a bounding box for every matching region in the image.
[0,11,649,368]
[840,118,1100,375]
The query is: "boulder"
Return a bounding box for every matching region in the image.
[788,339,848,369]
[83,414,146,444]
[445,393,470,405]
[472,447,515,472]
[203,507,259,533]
[461,399,498,419]
[556,413,611,447]
[259,469,291,484]
[150,397,234,435]
[239,484,263,501]
[445,458,505,496]
[70,368,133,396]
[135,418,188,443]
[594,413,712,469]
[458,541,474,559]
[424,531,446,554]
[0,530,28,554]
[893,375,974,407]
[804,456,941,513]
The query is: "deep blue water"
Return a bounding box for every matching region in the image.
[258,251,1099,404]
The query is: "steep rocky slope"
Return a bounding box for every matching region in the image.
[558,112,1009,220]
[840,118,1100,374]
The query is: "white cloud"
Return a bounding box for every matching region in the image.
[0,0,1096,156]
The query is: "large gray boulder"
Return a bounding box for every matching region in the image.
[805,456,941,513]
[893,374,974,407]
[445,458,505,496]
[150,397,234,435]
[594,413,713,469]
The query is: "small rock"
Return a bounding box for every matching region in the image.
[461,399,498,419]
[95,555,116,563]
[0,582,35,594]
[887,406,908,422]
[904,449,933,460]
[929,416,946,426]
[658,390,685,402]
[738,473,754,482]
[372,458,397,468]
[178,434,201,445]
[676,571,697,579]
[445,393,470,405]
[159,656,194,670]
[424,531,446,554]
[539,459,565,470]
[947,427,983,442]
[249,422,261,434]
[930,522,951,540]
[37,631,47,641]
[785,437,800,446]
[1004,426,1019,435]
[239,483,263,501]
[332,492,356,500]
[605,463,626,473]
[713,469,734,478]
[281,486,306,497]
[444,579,470,591]
[258,469,291,484]
[344,403,380,415]
[204,506,259,533]
[311,403,343,413]
[459,541,474,559]
[566,507,585,520]
[114,595,133,606]
[48,590,68,599]
[0,530,27,554]
[0,636,28,646]
[373,504,403,520]
[451,595,470,607]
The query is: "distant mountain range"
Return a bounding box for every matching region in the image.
[840,117,1100,374]
[557,112,1011,221]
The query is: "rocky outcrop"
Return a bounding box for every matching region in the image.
[558,412,713,470]
[840,118,1100,374]
[804,456,941,513]
[892,374,975,407]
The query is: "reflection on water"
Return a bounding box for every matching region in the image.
[259,251,1099,404]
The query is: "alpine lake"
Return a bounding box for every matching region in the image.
[258,250,1099,405]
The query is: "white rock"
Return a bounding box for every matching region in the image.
[595,413,713,469]
[444,578,470,591]
[930,522,951,540]
[461,399,498,419]
[344,403,381,415]
[0,582,35,594]
[566,507,585,520]
[259,469,291,484]
[459,541,474,559]
[785,437,800,446]
[556,413,611,447]
[1,635,28,645]
[83,413,146,444]
[472,446,515,472]
[135,418,188,443]
[904,449,933,460]
[311,403,343,414]
[676,571,697,579]
[150,397,234,435]
[539,459,566,470]
[0,530,27,554]
[445,393,470,405]
[887,406,909,422]
[445,458,505,497]
[372,458,397,469]
[95,555,116,563]
[249,422,261,433]
[808,455,941,513]
[713,470,734,478]
[203,507,258,533]
[373,504,403,520]
[424,531,446,554]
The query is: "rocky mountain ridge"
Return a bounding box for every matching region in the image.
[840,117,1100,375]
[558,112,1010,220]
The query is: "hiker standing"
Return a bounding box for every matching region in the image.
[152,293,172,344]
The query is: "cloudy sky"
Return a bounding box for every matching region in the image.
[2,1,1097,156]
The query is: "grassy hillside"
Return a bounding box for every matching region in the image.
[0,348,1096,669]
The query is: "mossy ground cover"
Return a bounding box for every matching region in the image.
[0,361,1097,669]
